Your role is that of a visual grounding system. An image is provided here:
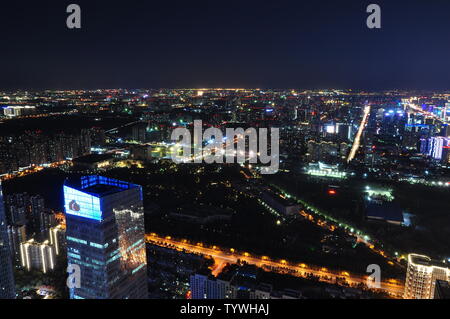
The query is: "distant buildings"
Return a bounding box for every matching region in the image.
[190,266,302,300]
[2,106,36,118]
[0,129,91,174]
[132,123,147,143]
[0,183,16,299]
[71,153,114,172]
[64,175,148,299]
[306,140,349,163]
[4,193,57,236]
[404,254,450,299]
[306,162,347,179]
[322,122,353,142]
[420,136,450,164]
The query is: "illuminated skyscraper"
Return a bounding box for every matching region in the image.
[404,254,450,299]
[20,239,55,273]
[64,176,147,299]
[49,224,66,256]
[421,137,450,163]
[0,183,15,299]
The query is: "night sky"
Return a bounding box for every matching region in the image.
[1,0,450,90]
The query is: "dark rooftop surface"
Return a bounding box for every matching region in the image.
[410,254,449,269]
[82,184,123,197]
[365,200,404,223]
[435,280,450,299]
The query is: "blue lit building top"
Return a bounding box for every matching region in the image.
[64,176,143,221]
[64,176,148,299]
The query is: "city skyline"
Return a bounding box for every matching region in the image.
[1,0,450,306]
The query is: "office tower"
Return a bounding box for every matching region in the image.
[404,254,450,299]
[0,183,16,299]
[64,176,147,299]
[20,239,55,273]
[49,225,66,256]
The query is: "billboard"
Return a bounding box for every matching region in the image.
[63,186,102,221]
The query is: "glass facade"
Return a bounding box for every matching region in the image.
[0,183,15,299]
[64,176,148,299]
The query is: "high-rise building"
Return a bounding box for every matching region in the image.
[29,195,45,233]
[5,193,56,236]
[420,137,450,163]
[132,123,147,143]
[20,239,56,273]
[7,224,27,262]
[5,193,29,226]
[404,254,450,299]
[49,225,66,256]
[0,183,16,299]
[64,176,148,299]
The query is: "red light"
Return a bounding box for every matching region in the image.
[328,190,337,195]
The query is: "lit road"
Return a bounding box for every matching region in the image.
[0,161,69,182]
[146,234,405,298]
[347,104,371,163]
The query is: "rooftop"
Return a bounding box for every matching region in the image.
[65,175,141,198]
[82,184,124,197]
[365,199,403,223]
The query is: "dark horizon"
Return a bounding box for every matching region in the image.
[2,0,450,91]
